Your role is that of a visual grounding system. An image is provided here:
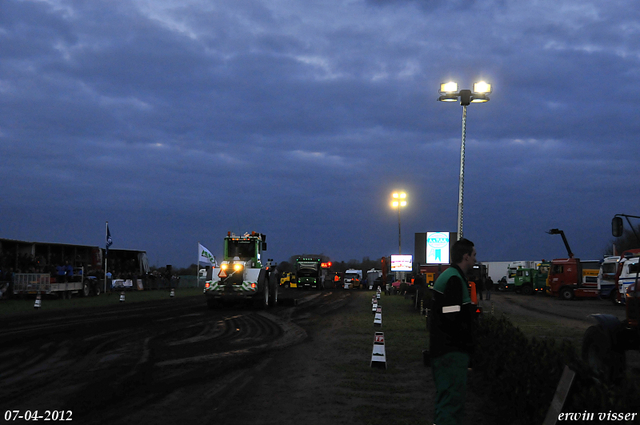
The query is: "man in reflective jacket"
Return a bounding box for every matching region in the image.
[429,238,477,425]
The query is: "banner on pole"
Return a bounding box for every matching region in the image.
[198,243,216,266]
[106,223,113,257]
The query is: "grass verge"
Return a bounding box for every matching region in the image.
[328,291,432,425]
[0,287,203,317]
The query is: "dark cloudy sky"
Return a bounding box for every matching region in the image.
[2,0,639,268]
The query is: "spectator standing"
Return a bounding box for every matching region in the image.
[485,276,493,300]
[476,274,484,301]
[429,238,477,425]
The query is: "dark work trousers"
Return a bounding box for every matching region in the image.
[431,351,470,425]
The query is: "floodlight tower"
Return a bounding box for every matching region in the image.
[438,81,492,240]
[391,191,407,254]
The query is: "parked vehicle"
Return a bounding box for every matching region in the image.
[343,269,362,289]
[546,229,600,300]
[581,214,640,382]
[513,261,550,295]
[294,256,325,290]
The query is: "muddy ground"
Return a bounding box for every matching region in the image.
[2,288,634,425]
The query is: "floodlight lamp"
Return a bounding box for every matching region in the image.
[470,94,490,103]
[392,201,399,208]
[473,81,492,94]
[440,82,458,94]
[438,95,458,102]
[400,201,407,207]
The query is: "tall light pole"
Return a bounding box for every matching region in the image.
[438,81,492,240]
[391,191,407,254]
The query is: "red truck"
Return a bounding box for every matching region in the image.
[546,229,600,300]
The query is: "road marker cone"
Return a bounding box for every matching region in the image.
[119,291,125,302]
[370,331,387,369]
[34,292,42,309]
[170,288,175,298]
[374,312,382,327]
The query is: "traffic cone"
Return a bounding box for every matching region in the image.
[170,288,175,298]
[34,292,42,309]
[119,291,125,302]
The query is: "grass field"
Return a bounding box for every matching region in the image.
[0,287,204,316]
[327,291,434,425]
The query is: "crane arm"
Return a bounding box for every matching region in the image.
[547,229,574,259]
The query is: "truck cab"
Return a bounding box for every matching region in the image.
[295,257,324,289]
[514,262,549,295]
[548,258,599,300]
[615,256,640,305]
[599,256,621,301]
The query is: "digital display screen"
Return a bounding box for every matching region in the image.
[391,254,413,272]
[426,232,450,264]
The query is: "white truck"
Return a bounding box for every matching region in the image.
[598,255,621,301]
[613,255,640,305]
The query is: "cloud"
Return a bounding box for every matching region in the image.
[1,0,639,267]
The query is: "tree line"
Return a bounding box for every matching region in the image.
[154,225,640,276]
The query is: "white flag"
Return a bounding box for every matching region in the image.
[198,243,216,266]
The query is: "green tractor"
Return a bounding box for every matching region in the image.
[204,232,279,309]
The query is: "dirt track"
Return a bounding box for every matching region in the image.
[2,288,634,424]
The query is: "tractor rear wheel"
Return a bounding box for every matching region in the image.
[582,324,625,382]
[521,284,534,296]
[256,269,269,309]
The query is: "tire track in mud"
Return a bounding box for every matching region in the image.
[1,291,347,425]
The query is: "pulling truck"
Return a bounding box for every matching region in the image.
[581,214,640,382]
[203,232,279,309]
[294,256,326,290]
[546,229,600,300]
